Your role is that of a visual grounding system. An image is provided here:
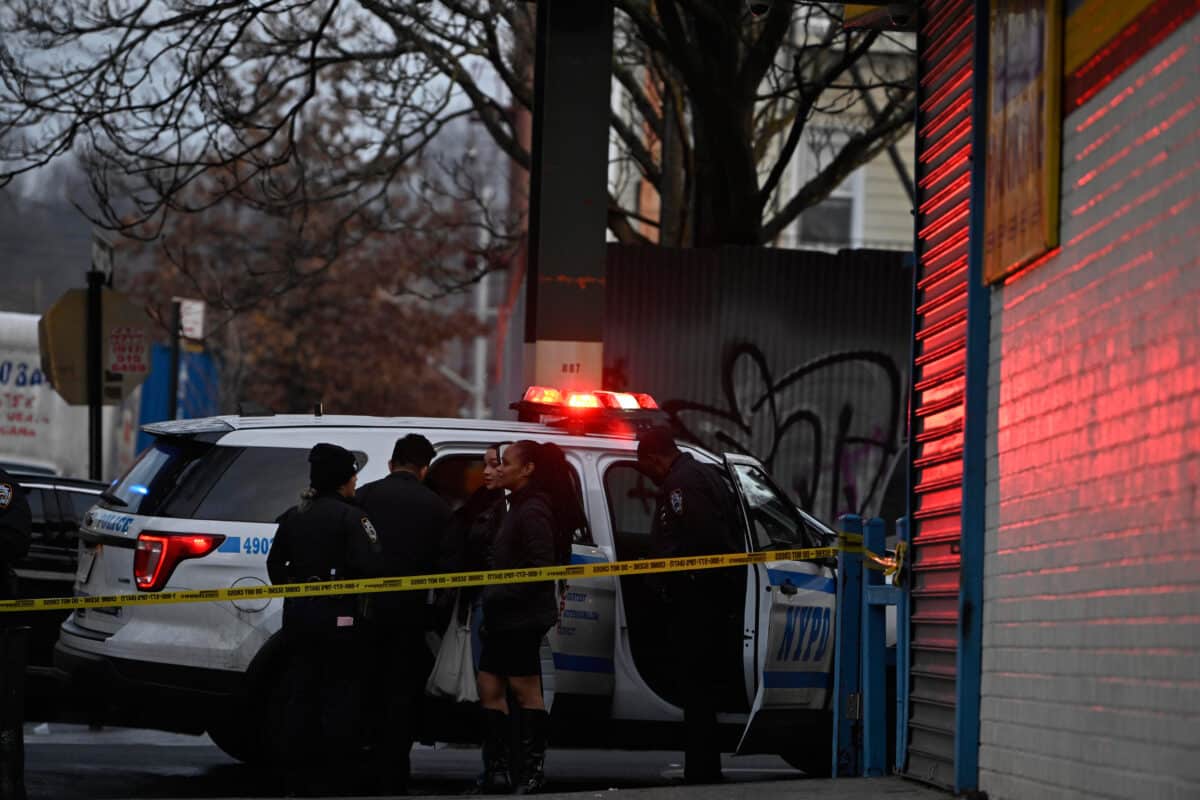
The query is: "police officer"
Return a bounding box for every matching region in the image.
[0,467,32,603]
[266,443,380,797]
[636,428,743,785]
[0,466,32,800]
[355,434,451,794]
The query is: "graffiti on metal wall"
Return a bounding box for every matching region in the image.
[659,343,904,523]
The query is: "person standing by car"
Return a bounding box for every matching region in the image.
[475,441,561,795]
[355,433,452,794]
[0,466,32,800]
[266,443,380,797]
[635,428,744,785]
[0,466,32,603]
[440,443,508,667]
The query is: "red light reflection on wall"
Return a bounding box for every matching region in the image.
[992,12,1200,722]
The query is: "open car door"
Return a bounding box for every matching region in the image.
[723,454,837,763]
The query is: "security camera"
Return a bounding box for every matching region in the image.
[747,0,773,19]
[887,3,916,29]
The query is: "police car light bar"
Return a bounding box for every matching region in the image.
[521,386,658,411]
[515,386,663,428]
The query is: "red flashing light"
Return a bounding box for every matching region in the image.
[593,391,641,410]
[519,386,659,413]
[565,392,602,409]
[523,386,564,405]
[633,393,658,409]
[134,531,225,592]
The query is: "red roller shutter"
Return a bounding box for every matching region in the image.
[906,0,976,788]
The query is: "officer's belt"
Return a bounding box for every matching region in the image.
[0,535,900,614]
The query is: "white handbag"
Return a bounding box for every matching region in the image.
[425,593,479,703]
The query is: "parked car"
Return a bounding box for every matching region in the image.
[56,390,839,774]
[9,474,104,719]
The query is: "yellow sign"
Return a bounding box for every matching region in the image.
[984,0,1064,284]
[39,288,153,405]
[1064,0,1157,75]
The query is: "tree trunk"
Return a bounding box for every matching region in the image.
[690,99,761,247]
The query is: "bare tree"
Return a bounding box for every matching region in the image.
[0,1,914,251]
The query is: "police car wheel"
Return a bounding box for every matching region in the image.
[207,714,270,765]
[778,733,833,778]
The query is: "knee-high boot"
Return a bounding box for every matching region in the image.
[474,709,512,794]
[514,708,549,795]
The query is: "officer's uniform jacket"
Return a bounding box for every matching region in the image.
[0,467,32,601]
[649,454,744,602]
[355,470,452,628]
[267,491,381,636]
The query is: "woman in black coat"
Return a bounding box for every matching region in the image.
[438,443,507,664]
[474,440,560,794]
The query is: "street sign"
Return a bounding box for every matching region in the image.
[173,297,206,340]
[40,288,153,405]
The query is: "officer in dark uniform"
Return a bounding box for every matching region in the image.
[0,466,32,800]
[266,443,380,796]
[636,428,744,784]
[355,433,451,793]
[0,467,32,603]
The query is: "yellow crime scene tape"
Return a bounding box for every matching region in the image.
[0,534,900,615]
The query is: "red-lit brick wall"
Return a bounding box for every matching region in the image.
[979,15,1200,799]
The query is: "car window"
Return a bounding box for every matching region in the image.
[59,489,100,529]
[191,447,314,523]
[603,461,659,560]
[427,454,485,512]
[104,438,214,515]
[430,451,593,545]
[24,487,46,529]
[727,462,822,552]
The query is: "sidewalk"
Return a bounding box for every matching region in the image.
[189,779,946,800]
[405,777,947,800]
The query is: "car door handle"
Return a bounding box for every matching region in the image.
[779,581,798,596]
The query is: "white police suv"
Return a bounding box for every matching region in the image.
[56,388,838,774]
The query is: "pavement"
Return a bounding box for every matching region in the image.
[22,723,949,800]
[144,776,947,800]
[404,776,948,800]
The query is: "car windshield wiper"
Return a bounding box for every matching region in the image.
[99,490,127,507]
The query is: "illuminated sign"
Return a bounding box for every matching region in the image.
[983,0,1064,284]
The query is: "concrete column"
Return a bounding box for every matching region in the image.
[524,0,613,392]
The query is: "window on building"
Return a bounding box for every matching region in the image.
[794,127,861,248]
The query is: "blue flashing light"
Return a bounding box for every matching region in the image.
[129,484,149,496]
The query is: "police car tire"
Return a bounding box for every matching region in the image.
[207,714,270,765]
[778,729,833,778]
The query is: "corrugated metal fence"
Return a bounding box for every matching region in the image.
[605,244,911,526]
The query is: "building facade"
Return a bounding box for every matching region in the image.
[906,0,1200,797]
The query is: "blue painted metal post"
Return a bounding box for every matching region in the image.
[895,516,912,772]
[832,514,863,777]
[860,517,889,776]
[954,0,992,791]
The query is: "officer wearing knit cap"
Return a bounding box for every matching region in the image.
[266,442,381,795]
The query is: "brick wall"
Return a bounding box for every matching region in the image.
[980,17,1200,800]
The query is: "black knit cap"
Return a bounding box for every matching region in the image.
[309,442,358,493]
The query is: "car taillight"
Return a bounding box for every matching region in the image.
[134,532,225,592]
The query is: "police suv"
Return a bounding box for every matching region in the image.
[56,389,839,775]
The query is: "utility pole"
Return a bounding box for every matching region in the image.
[85,269,104,481]
[472,271,490,420]
[167,300,181,421]
[524,0,613,392]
